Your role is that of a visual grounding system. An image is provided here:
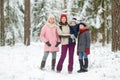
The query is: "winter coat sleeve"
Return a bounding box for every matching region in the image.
[40,25,48,43]
[73,25,79,38]
[56,26,70,38]
[56,26,62,35]
[56,27,61,42]
[86,31,90,48]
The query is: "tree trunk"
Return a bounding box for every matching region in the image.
[107,29,110,44]
[91,27,98,43]
[24,0,31,46]
[111,0,120,51]
[64,0,67,9]
[106,0,111,44]
[0,0,5,46]
[100,0,105,46]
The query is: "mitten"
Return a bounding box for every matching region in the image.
[55,42,61,47]
[86,48,90,55]
[70,34,75,39]
[45,41,51,46]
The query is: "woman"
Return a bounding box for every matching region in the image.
[40,14,60,71]
[56,14,77,74]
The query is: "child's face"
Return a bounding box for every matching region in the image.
[71,22,76,26]
[49,17,55,24]
[79,25,85,29]
[61,17,67,23]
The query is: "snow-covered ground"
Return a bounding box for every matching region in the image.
[0,42,120,80]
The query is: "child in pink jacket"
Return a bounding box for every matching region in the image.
[40,14,60,70]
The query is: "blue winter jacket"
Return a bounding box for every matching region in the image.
[69,24,79,44]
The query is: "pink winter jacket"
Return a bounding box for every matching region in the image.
[40,23,60,52]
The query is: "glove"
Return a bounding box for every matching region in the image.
[45,41,51,46]
[55,42,61,47]
[86,48,90,55]
[70,34,75,39]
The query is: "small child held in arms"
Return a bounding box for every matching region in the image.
[69,18,79,40]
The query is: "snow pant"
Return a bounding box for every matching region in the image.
[56,43,75,72]
[79,51,88,60]
[40,51,56,70]
[78,51,88,69]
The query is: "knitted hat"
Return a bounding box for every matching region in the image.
[79,22,86,27]
[70,18,77,23]
[47,14,55,23]
[60,13,67,22]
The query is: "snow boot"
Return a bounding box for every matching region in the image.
[77,59,88,73]
[77,59,83,73]
[40,60,46,70]
[51,59,56,71]
[83,58,88,71]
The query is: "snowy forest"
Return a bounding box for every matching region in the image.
[0,0,120,51]
[0,0,120,80]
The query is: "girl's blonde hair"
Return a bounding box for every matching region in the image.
[47,14,56,23]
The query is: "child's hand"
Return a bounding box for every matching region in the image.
[45,41,51,46]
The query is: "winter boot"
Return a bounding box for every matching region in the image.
[40,60,46,70]
[83,58,88,71]
[51,59,56,71]
[77,59,84,73]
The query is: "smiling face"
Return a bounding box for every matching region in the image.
[49,17,55,24]
[61,17,67,23]
[79,24,85,29]
[70,21,76,26]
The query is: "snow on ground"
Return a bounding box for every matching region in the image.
[0,42,120,80]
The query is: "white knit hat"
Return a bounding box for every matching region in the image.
[47,14,55,23]
[70,18,77,23]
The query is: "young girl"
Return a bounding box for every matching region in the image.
[40,14,60,71]
[56,14,77,74]
[77,22,90,73]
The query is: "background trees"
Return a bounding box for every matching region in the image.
[0,0,120,51]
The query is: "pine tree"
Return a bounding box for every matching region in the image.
[100,0,105,46]
[5,0,15,46]
[31,0,47,41]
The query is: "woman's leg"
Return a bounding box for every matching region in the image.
[51,52,56,70]
[56,45,68,72]
[40,51,49,69]
[68,43,75,72]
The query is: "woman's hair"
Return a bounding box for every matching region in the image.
[47,14,56,23]
[59,22,68,25]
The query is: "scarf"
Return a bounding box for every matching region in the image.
[79,29,88,34]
